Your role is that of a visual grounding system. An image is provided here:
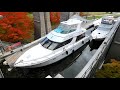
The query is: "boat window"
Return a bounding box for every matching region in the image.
[54,38,72,49]
[54,23,77,34]
[40,37,48,45]
[76,33,85,42]
[86,24,94,30]
[48,42,59,50]
[101,18,114,25]
[40,37,72,50]
[40,38,59,50]
[64,38,72,45]
[43,39,52,48]
[68,29,76,33]
[54,43,64,50]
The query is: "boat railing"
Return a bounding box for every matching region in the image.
[0,36,46,59]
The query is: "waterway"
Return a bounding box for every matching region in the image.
[0,40,103,78]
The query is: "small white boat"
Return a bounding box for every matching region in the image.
[91,16,115,41]
[13,18,93,68]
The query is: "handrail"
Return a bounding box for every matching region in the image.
[75,17,120,78]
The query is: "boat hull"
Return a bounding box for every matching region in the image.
[92,38,105,41]
[16,42,89,68]
[14,36,91,68]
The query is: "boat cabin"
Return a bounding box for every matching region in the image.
[101,16,115,25]
[54,19,83,34]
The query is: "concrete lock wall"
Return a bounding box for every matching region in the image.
[105,24,120,61]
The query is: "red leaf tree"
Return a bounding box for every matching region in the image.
[50,12,60,24]
[0,12,33,43]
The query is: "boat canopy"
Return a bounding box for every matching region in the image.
[54,23,78,34]
[54,19,82,34]
[47,32,65,43]
[101,16,115,25]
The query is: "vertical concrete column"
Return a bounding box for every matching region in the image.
[33,12,52,39]
[39,12,46,37]
[69,12,74,18]
[33,12,41,40]
[44,12,52,34]
[60,12,70,22]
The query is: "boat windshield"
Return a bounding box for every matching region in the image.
[54,23,77,34]
[40,37,72,50]
[40,37,60,50]
[98,24,113,31]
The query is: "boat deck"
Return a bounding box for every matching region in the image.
[81,20,94,29]
[4,43,38,67]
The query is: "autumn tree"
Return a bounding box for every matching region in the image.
[0,12,33,43]
[50,12,60,29]
[50,12,60,24]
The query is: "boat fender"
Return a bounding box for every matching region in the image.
[66,51,68,54]
[82,41,84,44]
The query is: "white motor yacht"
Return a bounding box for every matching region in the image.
[91,16,115,41]
[13,18,93,68]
